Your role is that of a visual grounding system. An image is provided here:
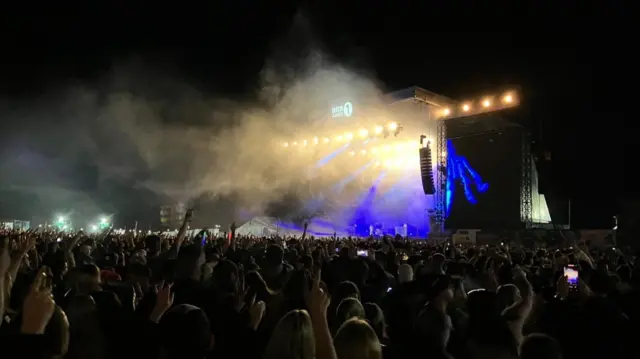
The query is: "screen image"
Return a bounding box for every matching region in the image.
[445,129,522,229]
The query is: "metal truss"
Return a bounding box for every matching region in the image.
[435,117,447,233]
[520,131,533,228]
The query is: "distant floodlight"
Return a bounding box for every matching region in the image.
[349,151,355,156]
[442,108,450,116]
[374,126,383,134]
[283,142,289,147]
[360,150,366,155]
[335,135,343,141]
[345,133,353,141]
[388,122,398,131]
[374,161,381,166]
[323,137,330,143]
[58,216,65,222]
[313,137,319,144]
[503,94,513,103]
[292,141,298,146]
[462,104,470,112]
[359,129,368,137]
[303,140,308,146]
[100,217,108,224]
[482,99,491,107]
[91,225,98,231]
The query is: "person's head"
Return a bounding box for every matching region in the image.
[466,289,517,354]
[334,318,382,359]
[520,333,562,359]
[145,235,162,253]
[265,245,284,267]
[159,304,213,359]
[263,309,315,359]
[335,297,365,331]
[363,303,386,341]
[336,281,360,302]
[423,274,453,305]
[398,263,414,283]
[76,264,101,293]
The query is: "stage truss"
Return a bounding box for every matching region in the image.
[387,86,532,232]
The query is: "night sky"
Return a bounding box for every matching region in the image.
[0,2,630,228]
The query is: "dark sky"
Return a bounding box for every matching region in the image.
[0,2,630,228]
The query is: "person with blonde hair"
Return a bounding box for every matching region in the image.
[263,309,315,359]
[333,318,382,359]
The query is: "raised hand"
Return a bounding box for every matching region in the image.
[304,269,330,317]
[21,266,56,334]
[150,281,174,323]
[247,293,266,330]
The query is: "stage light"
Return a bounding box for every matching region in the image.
[345,132,353,141]
[360,150,366,155]
[462,104,471,112]
[503,94,513,103]
[383,145,391,152]
[293,141,298,146]
[374,126,383,134]
[349,151,356,156]
[335,135,343,141]
[303,140,308,146]
[313,137,319,145]
[388,122,398,131]
[323,137,330,143]
[58,216,65,223]
[283,142,289,147]
[442,108,450,116]
[359,129,368,137]
[371,147,378,154]
[482,99,491,108]
[374,161,381,167]
[395,143,404,151]
[100,217,107,224]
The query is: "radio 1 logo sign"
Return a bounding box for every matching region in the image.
[331,101,354,118]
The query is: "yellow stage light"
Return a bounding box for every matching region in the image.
[349,151,355,156]
[388,122,398,131]
[303,140,307,146]
[335,135,343,141]
[345,132,353,141]
[360,150,366,155]
[462,103,470,112]
[323,137,330,143]
[292,141,298,146]
[374,126,383,134]
[371,147,378,154]
[442,108,450,116]
[482,99,491,108]
[313,137,319,144]
[283,142,289,147]
[503,93,513,103]
[395,143,404,151]
[374,161,381,167]
[359,129,368,137]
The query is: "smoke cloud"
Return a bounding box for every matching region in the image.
[1,13,410,226]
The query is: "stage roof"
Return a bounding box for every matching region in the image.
[385,86,521,138]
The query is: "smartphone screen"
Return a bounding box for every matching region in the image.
[357,250,368,257]
[387,287,392,293]
[564,266,578,287]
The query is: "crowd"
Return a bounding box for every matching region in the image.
[0,209,636,359]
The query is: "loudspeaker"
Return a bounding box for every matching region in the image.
[419,145,436,194]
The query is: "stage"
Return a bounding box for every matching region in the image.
[253,86,550,238]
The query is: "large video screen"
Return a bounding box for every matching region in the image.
[445,129,522,229]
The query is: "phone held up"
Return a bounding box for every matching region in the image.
[563,264,579,288]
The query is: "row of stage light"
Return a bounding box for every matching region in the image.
[282,122,401,148]
[438,92,517,118]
